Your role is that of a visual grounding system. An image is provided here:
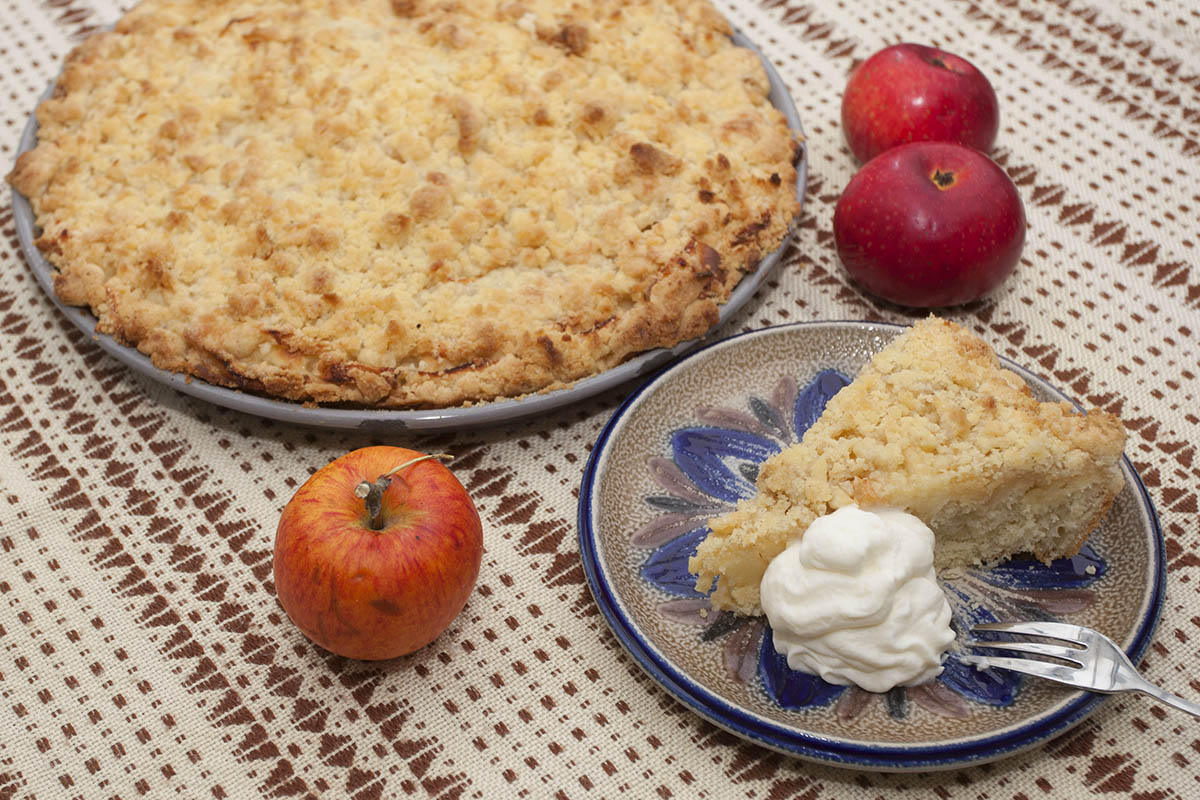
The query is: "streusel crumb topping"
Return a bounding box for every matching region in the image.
[9,0,800,407]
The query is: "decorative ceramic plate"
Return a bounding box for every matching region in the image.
[578,321,1165,771]
[10,32,803,432]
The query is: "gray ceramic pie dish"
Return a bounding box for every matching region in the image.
[11,30,804,432]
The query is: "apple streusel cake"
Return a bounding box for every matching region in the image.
[690,317,1126,616]
[8,0,800,408]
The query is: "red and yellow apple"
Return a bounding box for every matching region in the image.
[273,446,483,660]
[841,43,999,163]
[833,141,1025,308]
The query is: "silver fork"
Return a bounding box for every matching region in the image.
[965,621,1200,719]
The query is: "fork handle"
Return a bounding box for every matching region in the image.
[1133,681,1200,719]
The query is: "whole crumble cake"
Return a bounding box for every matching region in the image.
[689,317,1127,616]
[8,0,800,408]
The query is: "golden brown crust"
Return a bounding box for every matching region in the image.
[8,0,799,408]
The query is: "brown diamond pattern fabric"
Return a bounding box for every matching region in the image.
[2,0,1199,797]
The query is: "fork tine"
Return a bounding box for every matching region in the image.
[971,621,1086,643]
[961,655,1081,686]
[964,639,1084,665]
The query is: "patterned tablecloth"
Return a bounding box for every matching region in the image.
[2,0,1198,797]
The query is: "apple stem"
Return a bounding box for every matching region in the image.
[354,453,454,530]
[932,169,956,189]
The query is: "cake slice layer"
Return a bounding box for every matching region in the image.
[689,317,1126,616]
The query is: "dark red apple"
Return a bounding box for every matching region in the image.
[273,446,483,660]
[833,142,1025,308]
[842,43,999,163]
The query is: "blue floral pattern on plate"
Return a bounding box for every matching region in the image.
[578,321,1165,770]
[631,369,1107,721]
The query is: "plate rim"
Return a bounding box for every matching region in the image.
[10,28,804,432]
[577,319,1166,770]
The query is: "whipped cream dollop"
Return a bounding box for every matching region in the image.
[759,505,955,694]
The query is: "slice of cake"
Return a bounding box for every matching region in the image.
[689,317,1126,616]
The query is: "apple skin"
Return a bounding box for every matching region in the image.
[273,446,483,661]
[841,43,999,163]
[833,141,1025,308]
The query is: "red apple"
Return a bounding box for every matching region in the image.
[273,446,483,660]
[841,43,999,163]
[833,142,1025,308]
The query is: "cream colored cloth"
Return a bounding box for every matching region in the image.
[1,0,1198,797]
